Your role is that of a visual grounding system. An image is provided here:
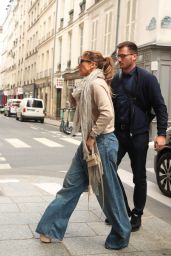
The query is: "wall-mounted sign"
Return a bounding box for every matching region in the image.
[146,17,157,31]
[151,61,158,71]
[161,16,171,28]
[56,78,64,88]
[17,88,23,95]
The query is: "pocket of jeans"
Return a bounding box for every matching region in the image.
[103,137,118,165]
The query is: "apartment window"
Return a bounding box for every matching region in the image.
[42,53,44,72]
[30,37,32,52]
[79,23,84,55]
[59,0,65,22]
[33,34,35,48]
[59,37,62,65]
[68,31,72,61]
[126,0,137,40]
[91,18,98,50]
[104,11,112,55]
[46,50,49,67]
[70,0,74,10]
[43,21,46,37]
[48,16,51,32]
[36,31,38,47]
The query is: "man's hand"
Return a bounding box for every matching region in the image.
[154,135,166,151]
[86,137,95,153]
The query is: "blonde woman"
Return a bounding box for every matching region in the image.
[36,50,131,250]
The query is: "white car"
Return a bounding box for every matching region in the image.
[16,98,45,123]
[4,99,22,117]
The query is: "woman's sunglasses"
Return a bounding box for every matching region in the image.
[78,58,92,64]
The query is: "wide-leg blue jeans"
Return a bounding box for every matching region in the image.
[36,133,131,249]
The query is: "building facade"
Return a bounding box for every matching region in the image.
[0,0,171,124]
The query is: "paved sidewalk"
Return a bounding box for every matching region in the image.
[44,117,60,127]
[0,174,171,256]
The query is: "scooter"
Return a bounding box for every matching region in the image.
[63,108,73,135]
[154,127,171,197]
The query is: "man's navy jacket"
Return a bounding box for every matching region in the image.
[111,66,168,136]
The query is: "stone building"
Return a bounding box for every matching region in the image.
[0,0,171,124]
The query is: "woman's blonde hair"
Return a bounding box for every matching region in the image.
[82,50,114,85]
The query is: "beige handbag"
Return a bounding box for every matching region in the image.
[86,149,101,168]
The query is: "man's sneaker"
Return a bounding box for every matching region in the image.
[130,213,141,232]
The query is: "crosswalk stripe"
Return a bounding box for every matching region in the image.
[119,168,171,208]
[0,157,6,161]
[34,138,63,147]
[0,179,19,183]
[30,126,39,130]
[60,137,81,146]
[5,138,31,148]
[34,183,62,195]
[0,164,11,169]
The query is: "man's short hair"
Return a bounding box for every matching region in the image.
[117,41,138,54]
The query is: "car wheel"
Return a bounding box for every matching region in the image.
[40,119,44,123]
[156,151,171,197]
[16,115,19,120]
[7,111,10,117]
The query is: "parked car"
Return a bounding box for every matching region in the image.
[154,127,171,197]
[16,98,45,123]
[4,99,22,117]
[0,105,5,113]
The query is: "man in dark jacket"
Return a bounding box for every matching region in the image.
[110,41,168,231]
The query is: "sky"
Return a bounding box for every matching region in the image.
[0,0,10,25]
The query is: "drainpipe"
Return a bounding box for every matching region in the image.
[115,0,121,48]
[50,0,59,118]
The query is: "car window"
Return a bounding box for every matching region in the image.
[26,100,43,108]
[33,100,43,108]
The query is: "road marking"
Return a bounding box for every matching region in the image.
[147,167,154,173]
[60,137,81,146]
[30,126,39,130]
[5,138,31,148]
[0,157,6,161]
[0,179,19,183]
[119,168,171,208]
[34,138,63,147]
[34,183,62,195]
[0,164,11,169]
[149,141,154,149]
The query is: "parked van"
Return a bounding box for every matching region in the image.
[16,98,45,123]
[4,99,22,117]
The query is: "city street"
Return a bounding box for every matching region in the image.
[0,114,170,225]
[0,114,171,256]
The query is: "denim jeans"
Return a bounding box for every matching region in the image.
[36,132,131,249]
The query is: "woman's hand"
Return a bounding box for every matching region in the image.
[86,137,95,153]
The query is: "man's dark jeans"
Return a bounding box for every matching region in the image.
[115,130,149,216]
